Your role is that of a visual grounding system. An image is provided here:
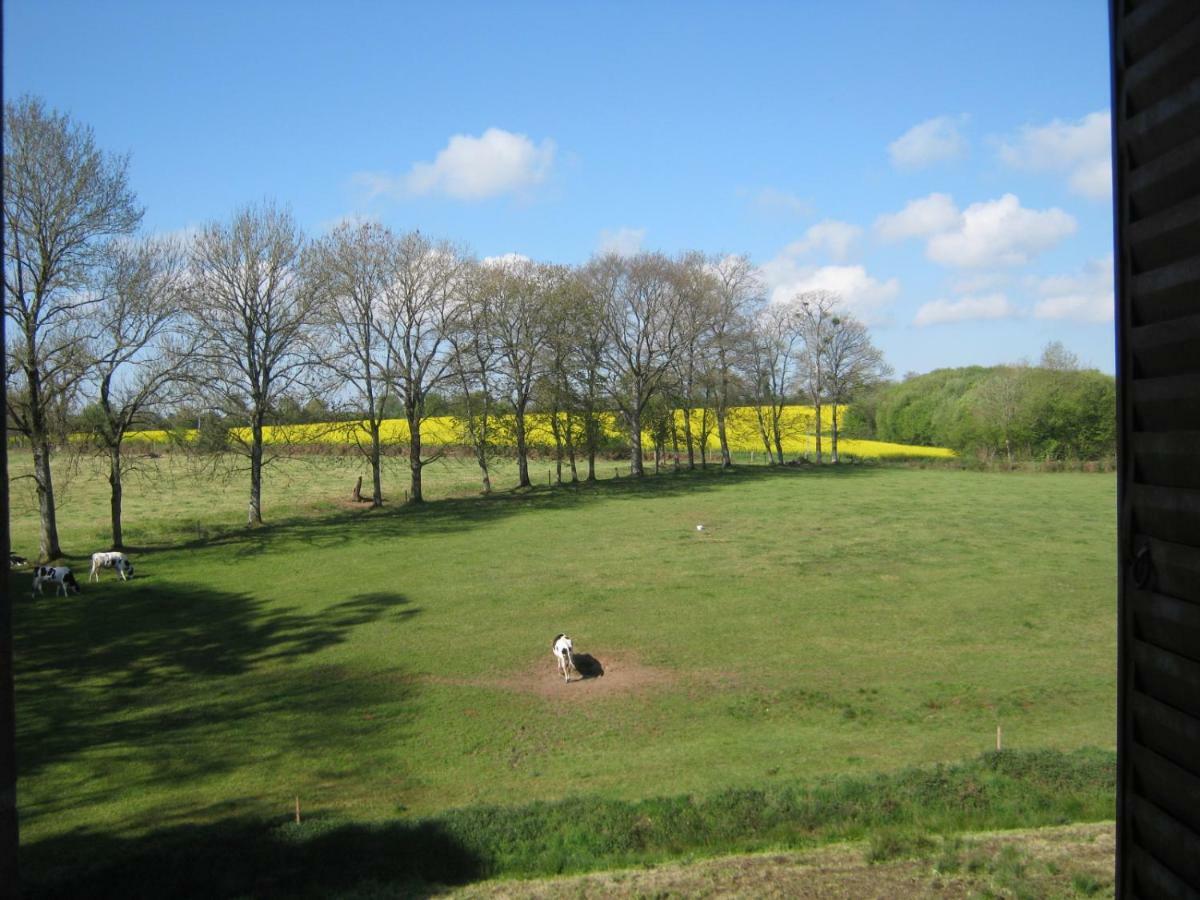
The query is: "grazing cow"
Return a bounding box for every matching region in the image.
[90,551,134,582]
[9,553,29,568]
[32,566,80,598]
[552,633,579,683]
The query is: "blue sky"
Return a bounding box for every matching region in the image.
[4,1,1115,375]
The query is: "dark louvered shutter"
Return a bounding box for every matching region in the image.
[1112,0,1200,896]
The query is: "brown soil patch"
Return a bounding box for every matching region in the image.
[424,651,677,702]
[443,822,1115,899]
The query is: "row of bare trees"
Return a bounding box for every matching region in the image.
[5,96,890,562]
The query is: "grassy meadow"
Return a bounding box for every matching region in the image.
[7,449,1116,893]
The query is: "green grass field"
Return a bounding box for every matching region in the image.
[7,450,1116,893]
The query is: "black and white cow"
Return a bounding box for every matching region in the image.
[32,566,80,598]
[90,551,134,582]
[552,633,579,683]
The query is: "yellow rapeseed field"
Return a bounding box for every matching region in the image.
[126,406,953,460]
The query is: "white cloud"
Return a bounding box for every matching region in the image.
[597,226,646,257]
[914,293,1017,326]
[998,111,1111,200]
[1031,256,1114,323]
[874,193,961,242]
[481,252,532,269]
[747,187,812,215]
[1068,156,1113,201]
[355,128,556,201]
[925,194,1076,268]
[782,219,862,261]
[760,252,899,325]
[888,115,968,170]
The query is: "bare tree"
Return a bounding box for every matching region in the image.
[487,258,555,488]
[445,261,502,494]
[381,231,466,503]
[568,267,610,481]
[84,236,191,546]
[4,96,142,560]
[670,252,720,469]
[695,377,719,468]
[820,313,891,462]
[708,254,762,468]
[746,300,802,464]
[185,202,321,525]
[538,266,589,484]
[309,221,396,507]
[794,290,840,464]
[593,253,691,477]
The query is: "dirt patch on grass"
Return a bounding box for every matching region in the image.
[442,822,1115,899]
[426,650,677,702]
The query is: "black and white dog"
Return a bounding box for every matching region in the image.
[552,633,579,683]
[9,553,29,568]
[32,566,81,597]
[90,551,134,582]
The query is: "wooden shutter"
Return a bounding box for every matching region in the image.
[1112,0,1200,895]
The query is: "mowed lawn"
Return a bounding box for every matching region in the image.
[7,453,1116,845]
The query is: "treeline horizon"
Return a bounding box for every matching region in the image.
[6,95,892,561]
[847,344,1116,465]
[6,94,1112,565]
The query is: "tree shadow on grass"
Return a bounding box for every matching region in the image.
[14,587,420,783]
[21,813,487,899]
[140,460,884,559]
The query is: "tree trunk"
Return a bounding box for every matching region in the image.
[552,413,564,485]
[248,421,264,525]
[369,421,383,507]
[564,412,579,483]
[477,450,492,494]
[773,410,785,466]
[717,360,733,468]
[408,413,424,502]
[109,444,124,548]
[584,406,599,481]
[628,410,645,477]
[515,403,530,488]
[830,402,840,463]
[469,401,492,494]
[33,438,62,561]
[717,406,733,468]
[813,398,824,464]
[682,407,695,469]
[754,406,774,465]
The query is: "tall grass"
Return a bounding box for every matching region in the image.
[21,748,1114,898]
